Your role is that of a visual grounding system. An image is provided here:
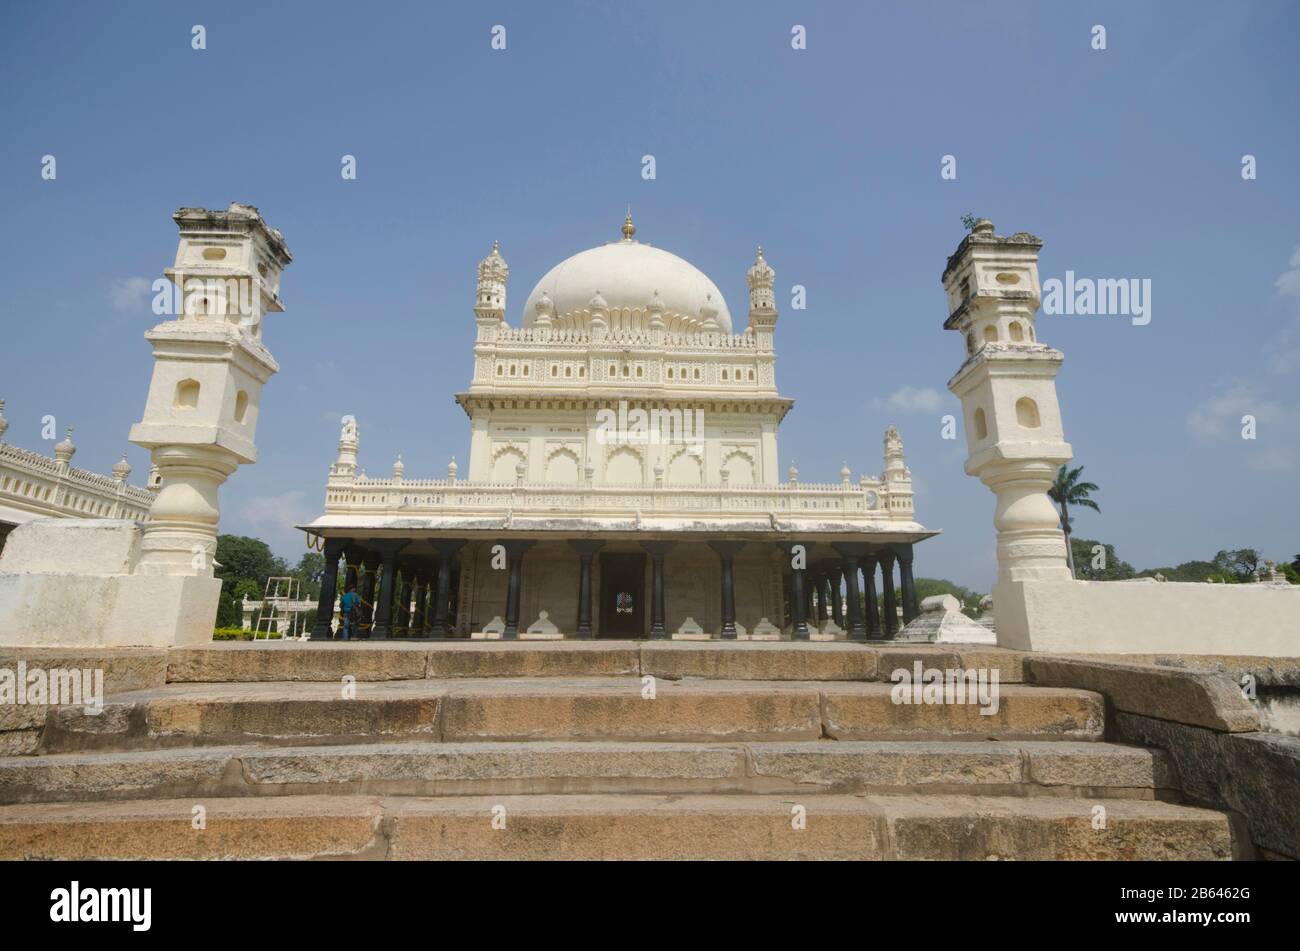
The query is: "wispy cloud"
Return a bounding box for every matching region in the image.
[108,276,151,313]
[1186,384,1278,441]
[873,385,947,414]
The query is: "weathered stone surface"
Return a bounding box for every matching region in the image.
[426,642,639,679]
[167,643,427,683]
[0,647,167,695]
[0,792,1237,860]
[0,795,385,860]
[822,684,1103,741]
[883,795,1235,860]
[1026,655,1259,732]
[0,730,41,756]
[41,681,444,751]
[241,741,746,793]
[387,794,888,860]
[0,738,1188,804]
[440,679,822,742]
[1023,741,1177,791]
[1220,731,1300,860]
[1114,712,1235,806]
[749,741,1023,790]
[0,746,240,803]
[642,642,878,681]
[876,645,1024,683]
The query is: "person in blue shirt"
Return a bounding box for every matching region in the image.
[339,586,359,641]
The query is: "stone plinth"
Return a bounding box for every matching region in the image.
[0,520,219,648]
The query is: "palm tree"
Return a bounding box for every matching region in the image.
[1048,464,1100,578]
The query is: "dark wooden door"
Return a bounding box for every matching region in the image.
[598,552,645,638]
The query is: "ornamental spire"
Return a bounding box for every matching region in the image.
[621,206,636,241]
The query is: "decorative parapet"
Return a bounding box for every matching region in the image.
[0,442,155,522]
[323,474,914,522]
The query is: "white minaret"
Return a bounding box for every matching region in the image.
[474,240,508,322]
[746,246,777,350]
[942,218,1072,585]
[128,203,292,576]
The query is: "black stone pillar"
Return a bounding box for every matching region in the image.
[569,540,605,639]
[879,550,899,638]
[431,540,466,638]
[829,565,845,627]
[780,541,812,640]
[708,540,746,640]
[396,565,413,637]
[311,539,347,640]
[896,543,919,624]
[501,540,535,639]
[862,553,883,640]
[368,540,407,639]
[816,571,831,623]
[410,567,428,636]
[641,541,675,640]
[358,551,379,639]
[832,543,868,641]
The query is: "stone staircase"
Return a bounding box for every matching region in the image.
[0,642,1243,859]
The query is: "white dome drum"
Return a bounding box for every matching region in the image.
[521,218,733,334]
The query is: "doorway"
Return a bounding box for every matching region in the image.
[598,552,645,638]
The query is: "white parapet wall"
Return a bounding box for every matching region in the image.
[994,578,1300,655]
[0,519,220,647]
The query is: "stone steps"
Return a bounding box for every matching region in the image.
[36,678,1102,751]
[0,793,1236,860]
[163,640,1025,683]
[0,740,1176,804]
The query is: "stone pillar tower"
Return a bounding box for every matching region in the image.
[942,219,1072,585]
[128,203,292,576]
[746,247,777,351]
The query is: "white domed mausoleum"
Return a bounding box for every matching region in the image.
[302,214,936,640]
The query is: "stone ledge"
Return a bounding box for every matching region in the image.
[1025,655,1260,732]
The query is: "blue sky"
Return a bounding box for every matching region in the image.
[1,1,1297,590]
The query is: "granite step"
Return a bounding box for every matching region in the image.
[0,740,1174,804]
[33,678,1103,751]
[0,793,1237,860]
[163,641,1025,684]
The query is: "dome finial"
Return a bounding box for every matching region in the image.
[621,206,636,241]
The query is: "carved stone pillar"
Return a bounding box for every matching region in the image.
[879,550,898,638]
[895,543,919,624]
[829,565,845,627]
[780,541,812,640]
[368,540,407,639]
[431,540,466,638]
[501,540,535,639]
[641,541,675,640]
[569,540,605,639]
[358,550,378,639]
[396,564,413,637]
[311,539,347,640]
[708,540,746,639]
[862,552,883,640]
[832,543,868,641]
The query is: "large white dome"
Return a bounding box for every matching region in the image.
[521,226,733,335]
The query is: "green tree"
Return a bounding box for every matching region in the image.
[1212,548,1261,583]
[293,551,326,599]
[1048,464,1100,578]
[1070,538,1136,580]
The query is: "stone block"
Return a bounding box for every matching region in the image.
[1025,655,1260,732]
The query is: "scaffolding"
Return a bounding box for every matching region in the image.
[253,576,307,641]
